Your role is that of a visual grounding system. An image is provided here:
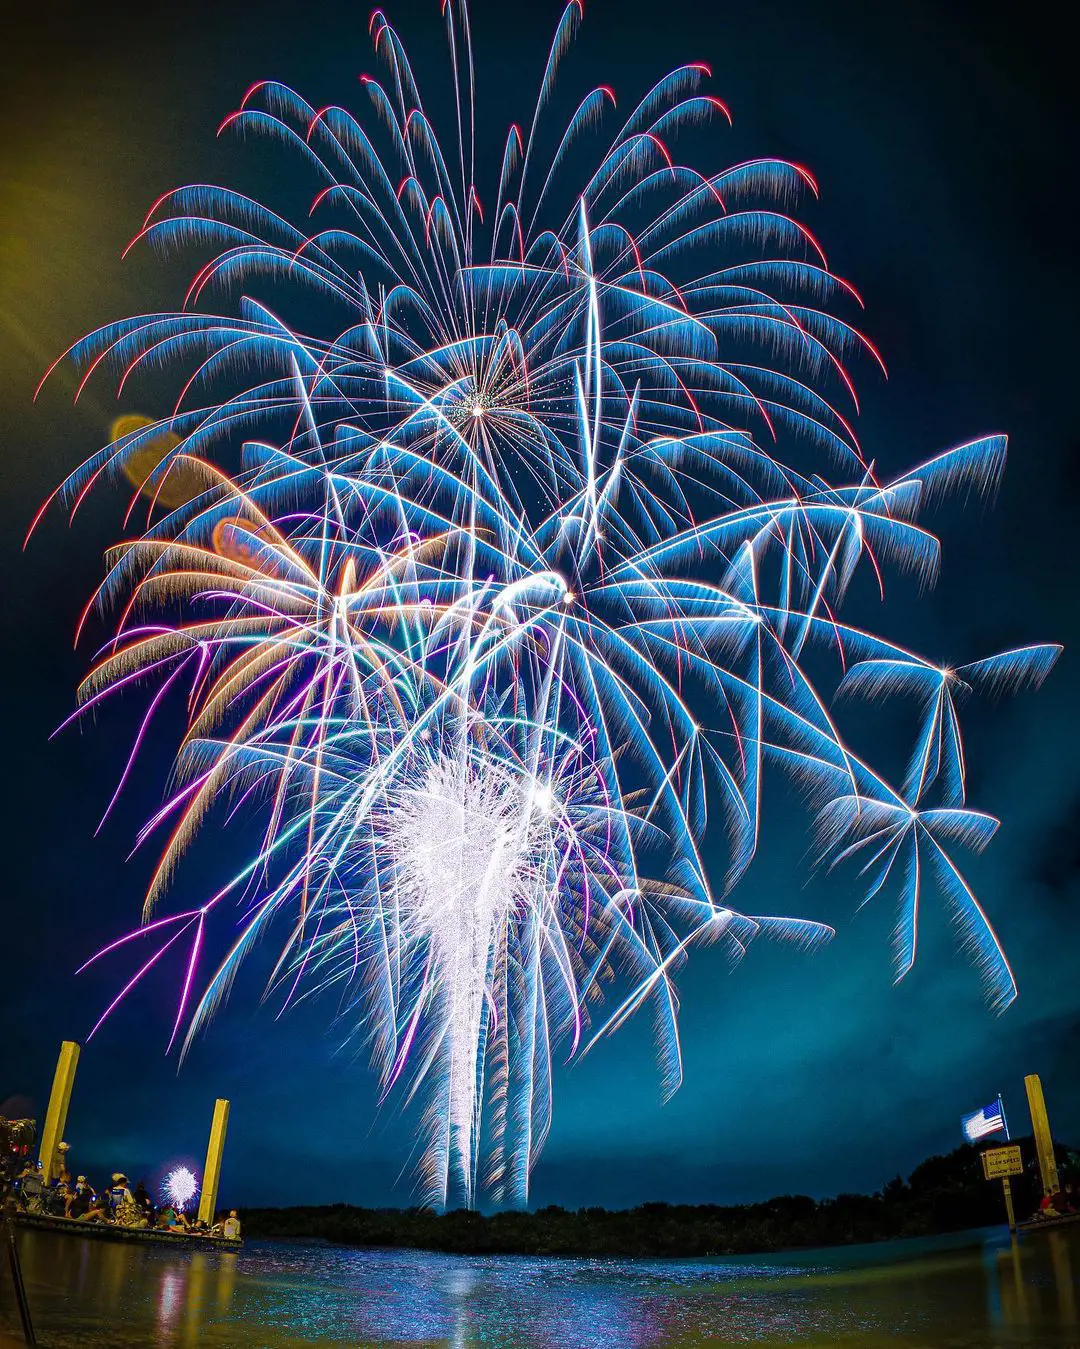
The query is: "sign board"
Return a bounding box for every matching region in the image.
[981,1144,1023,1180]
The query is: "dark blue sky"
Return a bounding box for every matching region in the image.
[1,0,1076,1210]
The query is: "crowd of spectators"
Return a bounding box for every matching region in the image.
[12,1160,241,1240]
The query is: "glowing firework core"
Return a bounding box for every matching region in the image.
[385,754,556,1203]
[163,1166,198,1213]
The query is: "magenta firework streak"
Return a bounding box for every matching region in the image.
[35,1,1058,1207]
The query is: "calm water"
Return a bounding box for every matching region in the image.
[2,1225,1077,1348]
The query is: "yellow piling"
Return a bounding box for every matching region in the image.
[38,1041,80,1182]
[197,1098,230,1225]
[1024,1073,1059,1195]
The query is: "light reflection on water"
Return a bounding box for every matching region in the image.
[1,1225,1077,1347]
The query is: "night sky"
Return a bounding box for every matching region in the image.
[2,0,1076,1211]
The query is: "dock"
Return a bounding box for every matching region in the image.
[14,1211,241,1251]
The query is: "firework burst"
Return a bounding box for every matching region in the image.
[38,1,1058,1207]
[163,1165,199,1213]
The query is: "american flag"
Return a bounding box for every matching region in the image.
[962,1098,1008,1142]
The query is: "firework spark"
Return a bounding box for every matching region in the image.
[38,1,1058,1207]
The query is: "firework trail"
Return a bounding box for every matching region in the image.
[37,1,1058,1207]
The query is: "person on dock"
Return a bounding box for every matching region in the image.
[108,1173,139,1226]
[79,1189,111,1223]
[66,1176,93,1220]
[222,1210,242,1241]
[156,1203,188,1232]
[15,1162,44,1214]
[132,1180,154,1227]
[1038,1187,1066,1218]
[47,1174,71,1216]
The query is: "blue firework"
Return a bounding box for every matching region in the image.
[38,0,1058,1206]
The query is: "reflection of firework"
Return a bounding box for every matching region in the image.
[43,2,1059,1208]
[162,1166,198,1213]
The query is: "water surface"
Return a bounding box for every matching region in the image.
[2,1224,1077,1347]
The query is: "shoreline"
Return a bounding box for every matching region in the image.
[240,1209,1012,1261]
[239,1138,1078,1260]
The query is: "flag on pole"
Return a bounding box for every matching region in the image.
[962,1097,1008,1142]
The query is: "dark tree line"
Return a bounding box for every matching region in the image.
[241,1137,1079,1257]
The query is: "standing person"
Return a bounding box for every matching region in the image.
[222,1210,242,1241]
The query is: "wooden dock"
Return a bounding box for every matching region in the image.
[14,1211,241,1251]
[1016,1210,1080,1235]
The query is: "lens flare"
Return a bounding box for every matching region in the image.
[109,414,202,510]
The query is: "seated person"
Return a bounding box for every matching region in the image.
[1039,1188,1064,1218]
[66,1176,93,1219]
[156,1204,188,1232]
[222,1210,242,1241]
[16,1165,44,1214]
[108,1173,140,1226]
[47,1178,71,1216]
[79,1191,111,1223]
[132,1181,154,1228]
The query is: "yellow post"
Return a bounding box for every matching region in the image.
[197,1098,230,1225]
[1024,1073,1059,1195]
[38,1040,80,1182]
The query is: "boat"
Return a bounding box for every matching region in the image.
[14,1211,242,1250]
[1015,1210,1080,1235]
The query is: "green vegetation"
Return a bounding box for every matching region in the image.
[241,1138,1079,1258]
